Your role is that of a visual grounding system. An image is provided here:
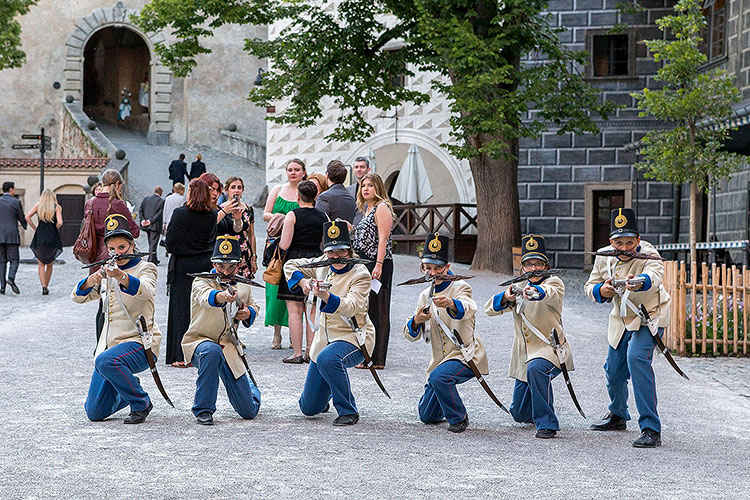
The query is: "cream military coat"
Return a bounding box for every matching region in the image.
[584,240,671,349]
[72,258,161,358]
[181,276,260,379]
[403,279,488,377]
[283,256,375,362]
[484,276,573,382]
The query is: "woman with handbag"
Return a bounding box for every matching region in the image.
[276,181,327,363]
[262,158,306,349]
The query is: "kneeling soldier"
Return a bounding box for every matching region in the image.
[485,235,573,439]
[585,208,670,448]
[73,214,160,424]
[404,233,487,433]
[182,235,261,425]
[284,221,375,426]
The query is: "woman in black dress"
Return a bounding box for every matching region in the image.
[25,189,63,295]
[165,178,217,367]
[277,181,327,363]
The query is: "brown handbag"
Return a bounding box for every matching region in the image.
[262,247,284,286]
[73,201,98,264]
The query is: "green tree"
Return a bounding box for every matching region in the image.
[632,0,741,266]
[135,0,615,273]
[0,0,38,70]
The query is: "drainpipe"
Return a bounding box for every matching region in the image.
[671,183,681,243]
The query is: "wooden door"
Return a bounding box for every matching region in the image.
[593,190,625,250]
[57,194,85,246]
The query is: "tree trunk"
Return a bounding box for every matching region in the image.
[689,180,697,266]
[469,135,521,274]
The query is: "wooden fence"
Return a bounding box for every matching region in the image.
[663,261,749,356]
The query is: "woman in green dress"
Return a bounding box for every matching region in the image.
[263,158,307,349]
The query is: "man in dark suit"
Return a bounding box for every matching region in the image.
[168,153,188,186]
[315,160,357,223]
[0,181,27,294]
[346,156,370,225]
[189,153,206,180]
[139,186,165,264]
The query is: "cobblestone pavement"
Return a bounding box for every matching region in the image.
[1,231,748,499]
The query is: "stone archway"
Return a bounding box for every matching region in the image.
[64,2,172,145]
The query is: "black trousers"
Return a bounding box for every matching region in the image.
[365,258,393,366]
[145,230,160,263]
[0,243,20,286]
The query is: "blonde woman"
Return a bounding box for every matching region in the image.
[351,173,394,369]
[25,189,63,295]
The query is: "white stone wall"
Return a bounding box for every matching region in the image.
[265,3,475,203]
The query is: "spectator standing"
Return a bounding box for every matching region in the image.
[224,176,257,277]
[346,157,371,225]
[0,181,28,294]
[277,181,327,363]
[189,153,206,180]
[168,153,188,186]
[315,160,356,223]
[352,173,395,369]
[91,182,103,196]
[25,189,63,295]
[307,173,329,201]
[162,183,186,233]
[165,179,217,367]
[263,158,306,349]
[139,186,165,264]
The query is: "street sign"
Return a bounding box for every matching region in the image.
[11,144,41,150]
[21,134,43,140]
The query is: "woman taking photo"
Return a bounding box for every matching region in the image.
[223,176,257,277]
[277,181,327,363]
[352,173,394,370]
[263,158,306,349]
[165,178,217,367]
[25,189,63,295]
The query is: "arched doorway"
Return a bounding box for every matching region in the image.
[83,26,150,135]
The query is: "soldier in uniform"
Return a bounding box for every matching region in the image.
[584,208,670,448]
[182,235,261,425]
[403,233,487,433]
[283,221,374,426]
[485,235,573,439]
[73,214,160,424]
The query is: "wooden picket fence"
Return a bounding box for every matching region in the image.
[663,261,749,356]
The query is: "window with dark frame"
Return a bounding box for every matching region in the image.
[699,0,726,64]
[592,34,630,77]
[385,48,406,88]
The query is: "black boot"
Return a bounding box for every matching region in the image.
[590,412,627,431]
[124,402,153,424]
[8,279,19,294]
[196,412,214,426]
[333,413,359,426]
[448,416,469,433]
[535,429,557,439]
[633,429,661,448]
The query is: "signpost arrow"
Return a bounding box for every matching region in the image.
[11,144,41,150]
[21,134,43,140]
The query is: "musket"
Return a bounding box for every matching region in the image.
[298,257,374,268]
[81,251,154,269]
[639,305,689,380]
[611,276,647,290]
[588,249,666,261]
[217,282,259,387]
[135,315,174,408]
[499,269,566,287]
[396,272,475,288]
[187,272,265,288]
[342,316,391,399]
[446,328,510,415]
[549,328,585,418]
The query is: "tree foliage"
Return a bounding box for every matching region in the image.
[134,0,615,162]
[632,0,742,192]
[0,0,38,70]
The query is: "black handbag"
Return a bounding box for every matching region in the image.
[263,237,279,267]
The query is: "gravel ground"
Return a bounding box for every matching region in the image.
[1,228,748,499]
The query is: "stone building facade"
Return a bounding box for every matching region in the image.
[0,0,267,158]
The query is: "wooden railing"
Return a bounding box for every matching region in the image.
[391,203,477,264]
[663,261,748,356]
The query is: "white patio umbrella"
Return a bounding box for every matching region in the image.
[391,144,433,204]
[367,147,377,174]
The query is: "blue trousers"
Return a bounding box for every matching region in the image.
[191,341,261,419]
[299,340,364,417]
[605,326,662,432]
[85,341,151,421]
[510,358,561,431]
[418,360,474,425]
